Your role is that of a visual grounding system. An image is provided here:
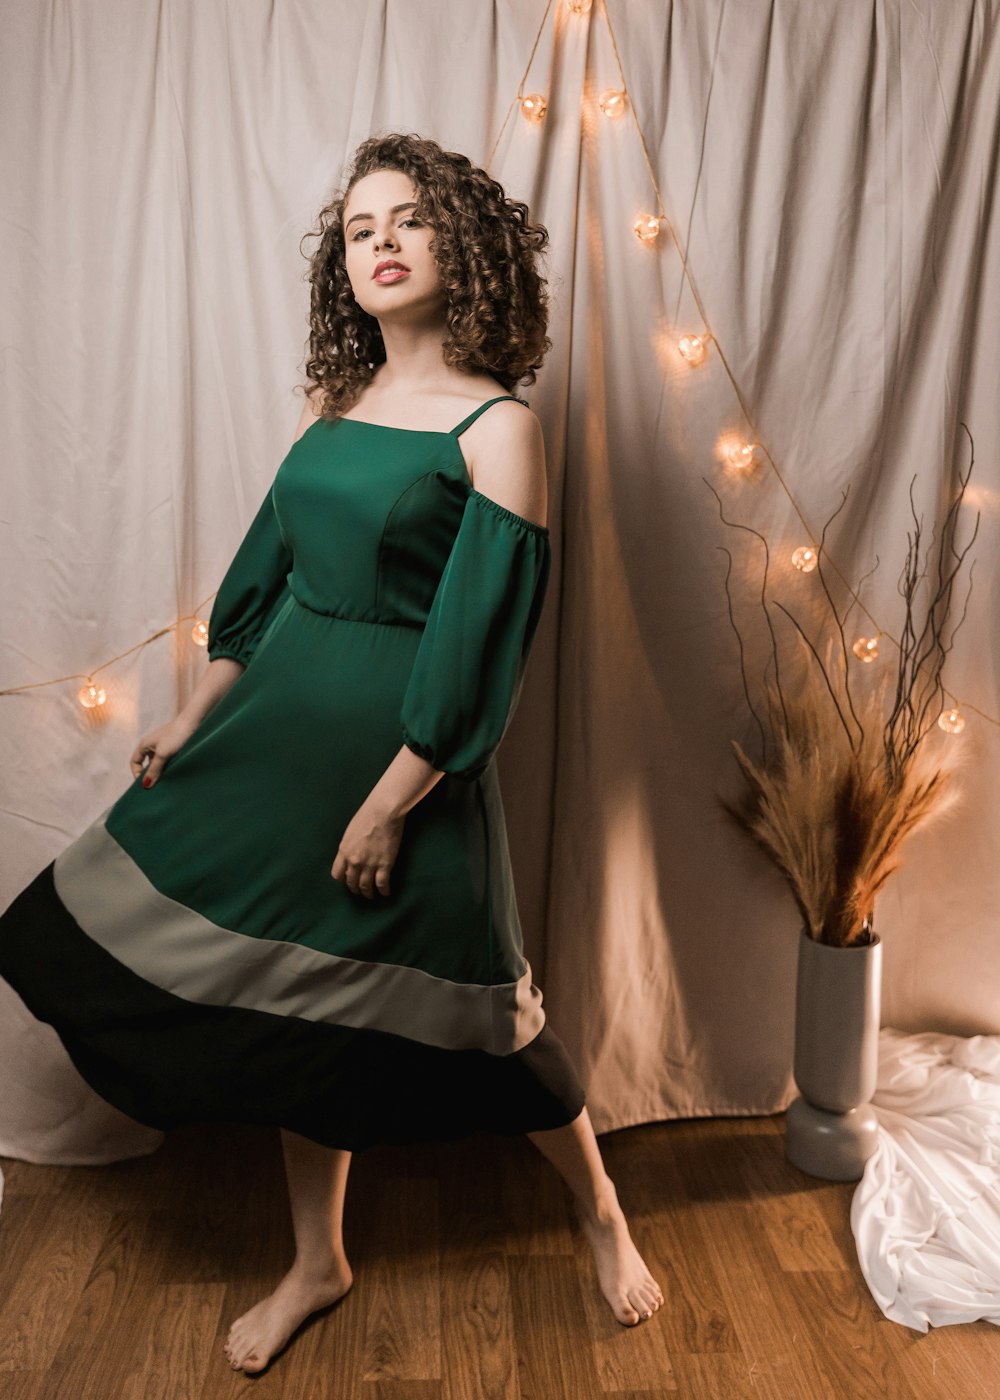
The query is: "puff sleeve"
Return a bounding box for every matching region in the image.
[400,489,551,782]
[206,482,293,667]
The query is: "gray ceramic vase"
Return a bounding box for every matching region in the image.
[785,923,883,1181]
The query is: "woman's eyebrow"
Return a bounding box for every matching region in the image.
[345,201,418,229]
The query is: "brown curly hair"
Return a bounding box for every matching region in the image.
[297,132,553,419]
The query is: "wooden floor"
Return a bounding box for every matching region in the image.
[0,1111,997,1399]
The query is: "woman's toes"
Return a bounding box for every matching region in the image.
[633,1287,658,1319]
[618,1294,641,1325]
[225,1337,248,1367]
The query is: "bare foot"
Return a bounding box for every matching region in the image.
[576,1179,664,1326]
[223,1261,353,1374]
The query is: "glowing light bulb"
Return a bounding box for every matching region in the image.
[565,0,592,11]
[78,680,107,709]
[725,440,756,470]
[678,334,708,366]
[598,89,628,119]
[852,636,879,662]
[938,706,966,734]
[791,545,818,572]
[634,213,662,243]
[192,620,209,648]
[520,94,547,123]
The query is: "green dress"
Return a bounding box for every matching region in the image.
[0,394,586,1151]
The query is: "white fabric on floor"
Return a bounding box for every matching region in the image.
[852,1026,1000,1332]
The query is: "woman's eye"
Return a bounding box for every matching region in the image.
[353,218,421,241]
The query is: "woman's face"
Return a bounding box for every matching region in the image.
[343,169,444,322]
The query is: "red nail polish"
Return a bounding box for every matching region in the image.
[143,777,152,788]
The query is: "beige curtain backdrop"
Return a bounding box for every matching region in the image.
[2,0,998,1165]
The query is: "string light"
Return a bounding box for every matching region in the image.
[598,89,628,119]
[597,0,981,733]
[678,333,709,366]
[78,680,107,710]
[4,0,988,741]
[566,0,984,727]
[1,599,216,709]
[938,707,966,734]
[520,94,547,123]
[633,213,662,243]
[852,636,879,663]
[69,618,212,708]
[724,439,757,471]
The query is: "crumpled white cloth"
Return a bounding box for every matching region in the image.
[851,1025,1000,1332]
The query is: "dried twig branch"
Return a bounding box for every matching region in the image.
[710,426,978,945]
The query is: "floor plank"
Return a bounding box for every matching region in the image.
[0,1114,995,1399]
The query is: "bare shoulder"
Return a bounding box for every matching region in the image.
[291,382,326,444]
[464,401,547,529]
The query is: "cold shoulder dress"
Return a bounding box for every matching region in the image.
[0,394,586,1153]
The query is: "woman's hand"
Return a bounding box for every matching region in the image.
[332,799,405,898]
[129,716,199,788]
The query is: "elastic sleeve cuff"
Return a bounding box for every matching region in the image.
[401,729,489,782]
[206,643,251,667]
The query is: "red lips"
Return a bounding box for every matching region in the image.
[373,260,410,277]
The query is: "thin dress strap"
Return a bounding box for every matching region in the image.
[448,395,529,438]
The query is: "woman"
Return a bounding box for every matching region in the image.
[0,132,662,1376]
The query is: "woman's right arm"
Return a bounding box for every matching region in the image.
[134,391,325,786]
[178,392,323,726]
[178,391,322,731]
[130,656,246,784]
[175,654,246,730]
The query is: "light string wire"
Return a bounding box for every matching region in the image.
[0,598,218,697]
[486,0,556,170]
[1,0,992,732]
[598,0,992,729]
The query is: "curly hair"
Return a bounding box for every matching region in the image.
[297,132,553,418]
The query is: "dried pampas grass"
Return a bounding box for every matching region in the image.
[707,426,979,948]
[719,656,963,946]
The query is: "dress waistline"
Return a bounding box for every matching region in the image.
[288,587,422,630]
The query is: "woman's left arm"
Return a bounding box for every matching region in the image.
[332,403,550,896]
